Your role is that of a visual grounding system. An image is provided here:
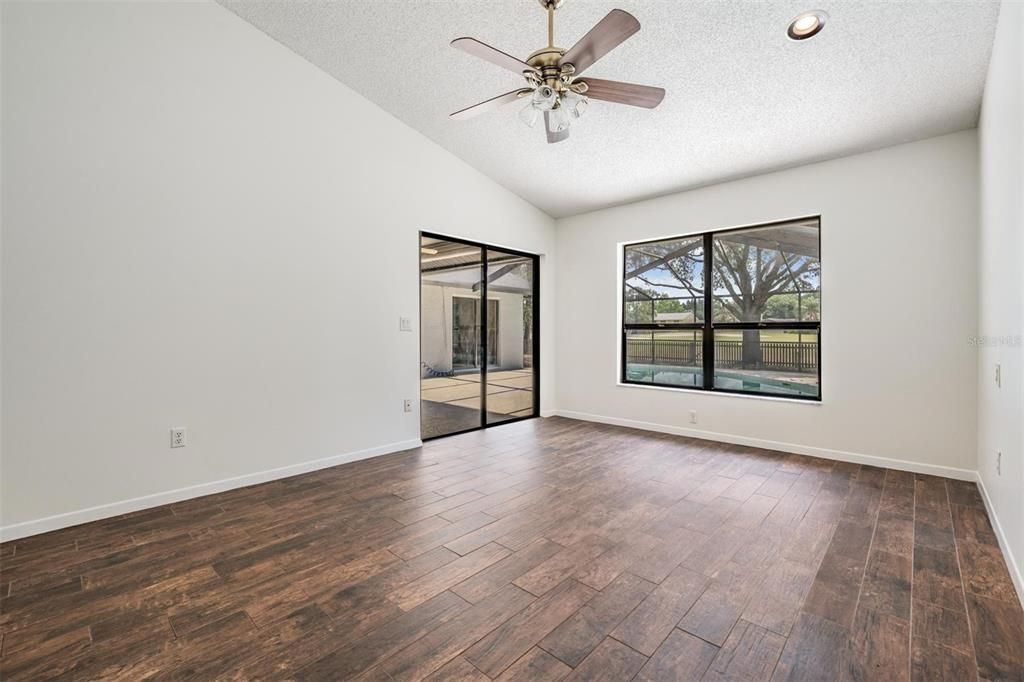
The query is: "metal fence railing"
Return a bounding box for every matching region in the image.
[625,338,818,372]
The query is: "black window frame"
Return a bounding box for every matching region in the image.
[620,216,821,402]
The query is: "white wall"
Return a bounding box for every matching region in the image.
[0,1,556,537]
[977,1,1023,596]
[555,131,979,477]
[494,291,527,371]
[420,284,454,373]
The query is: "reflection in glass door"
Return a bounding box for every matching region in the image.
[450,298,499,369]
[486,299,499,367]
[451,297,479,369]
[420,233,539,440]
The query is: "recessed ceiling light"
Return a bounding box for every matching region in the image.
[787,10,828,40]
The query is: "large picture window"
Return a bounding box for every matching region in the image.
[622,217,820,400]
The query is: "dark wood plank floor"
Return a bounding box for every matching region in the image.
[1,417,1022,680]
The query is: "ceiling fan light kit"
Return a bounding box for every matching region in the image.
[449,0,665,143]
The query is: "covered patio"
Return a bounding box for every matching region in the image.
[420,369,535,438]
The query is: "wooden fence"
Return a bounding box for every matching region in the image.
[626,338,817,372]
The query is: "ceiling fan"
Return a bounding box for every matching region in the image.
[449,0,665,143]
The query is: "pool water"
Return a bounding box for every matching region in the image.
[626,364,702,387]
[626,363,819,397]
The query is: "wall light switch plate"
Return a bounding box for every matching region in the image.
[403,399,413,413]
[995,364,1001,388]
[399,317,413,332]
[170,427,187,448]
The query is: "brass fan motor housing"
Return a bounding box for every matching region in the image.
[526,47,563,68]
[526,46,567,90]
[526,0,578,91]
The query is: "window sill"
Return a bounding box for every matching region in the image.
[616,381,822,405]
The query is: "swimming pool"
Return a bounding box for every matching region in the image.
[625,363,819,397]
[626,364,703,388]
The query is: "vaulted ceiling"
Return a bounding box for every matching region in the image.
[221,0,1000,217]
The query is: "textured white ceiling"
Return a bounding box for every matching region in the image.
[220,0,999,217]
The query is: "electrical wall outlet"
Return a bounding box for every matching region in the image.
[403,399,413,413]
[689,410,698,424]
[995,364,1001,388]
[399,317,413,332]
[997,451,1002,476]
[170,427,187,448]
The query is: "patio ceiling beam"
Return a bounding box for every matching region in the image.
[472,262,521,291]
[716,229,818,259]
[625,241,702,280]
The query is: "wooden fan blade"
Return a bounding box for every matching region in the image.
[544,112,570,144]
[451,37,536,75]
[558,9,640,76]
[579,77,665,108]
[450,89,532,120]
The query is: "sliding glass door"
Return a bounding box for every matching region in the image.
[420,234,539,440]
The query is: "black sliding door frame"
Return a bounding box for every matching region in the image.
[420,231,540,440]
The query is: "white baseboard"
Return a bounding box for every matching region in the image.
[975,473,1024,609]
[552,410,977,481]
[0,438,422,542]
